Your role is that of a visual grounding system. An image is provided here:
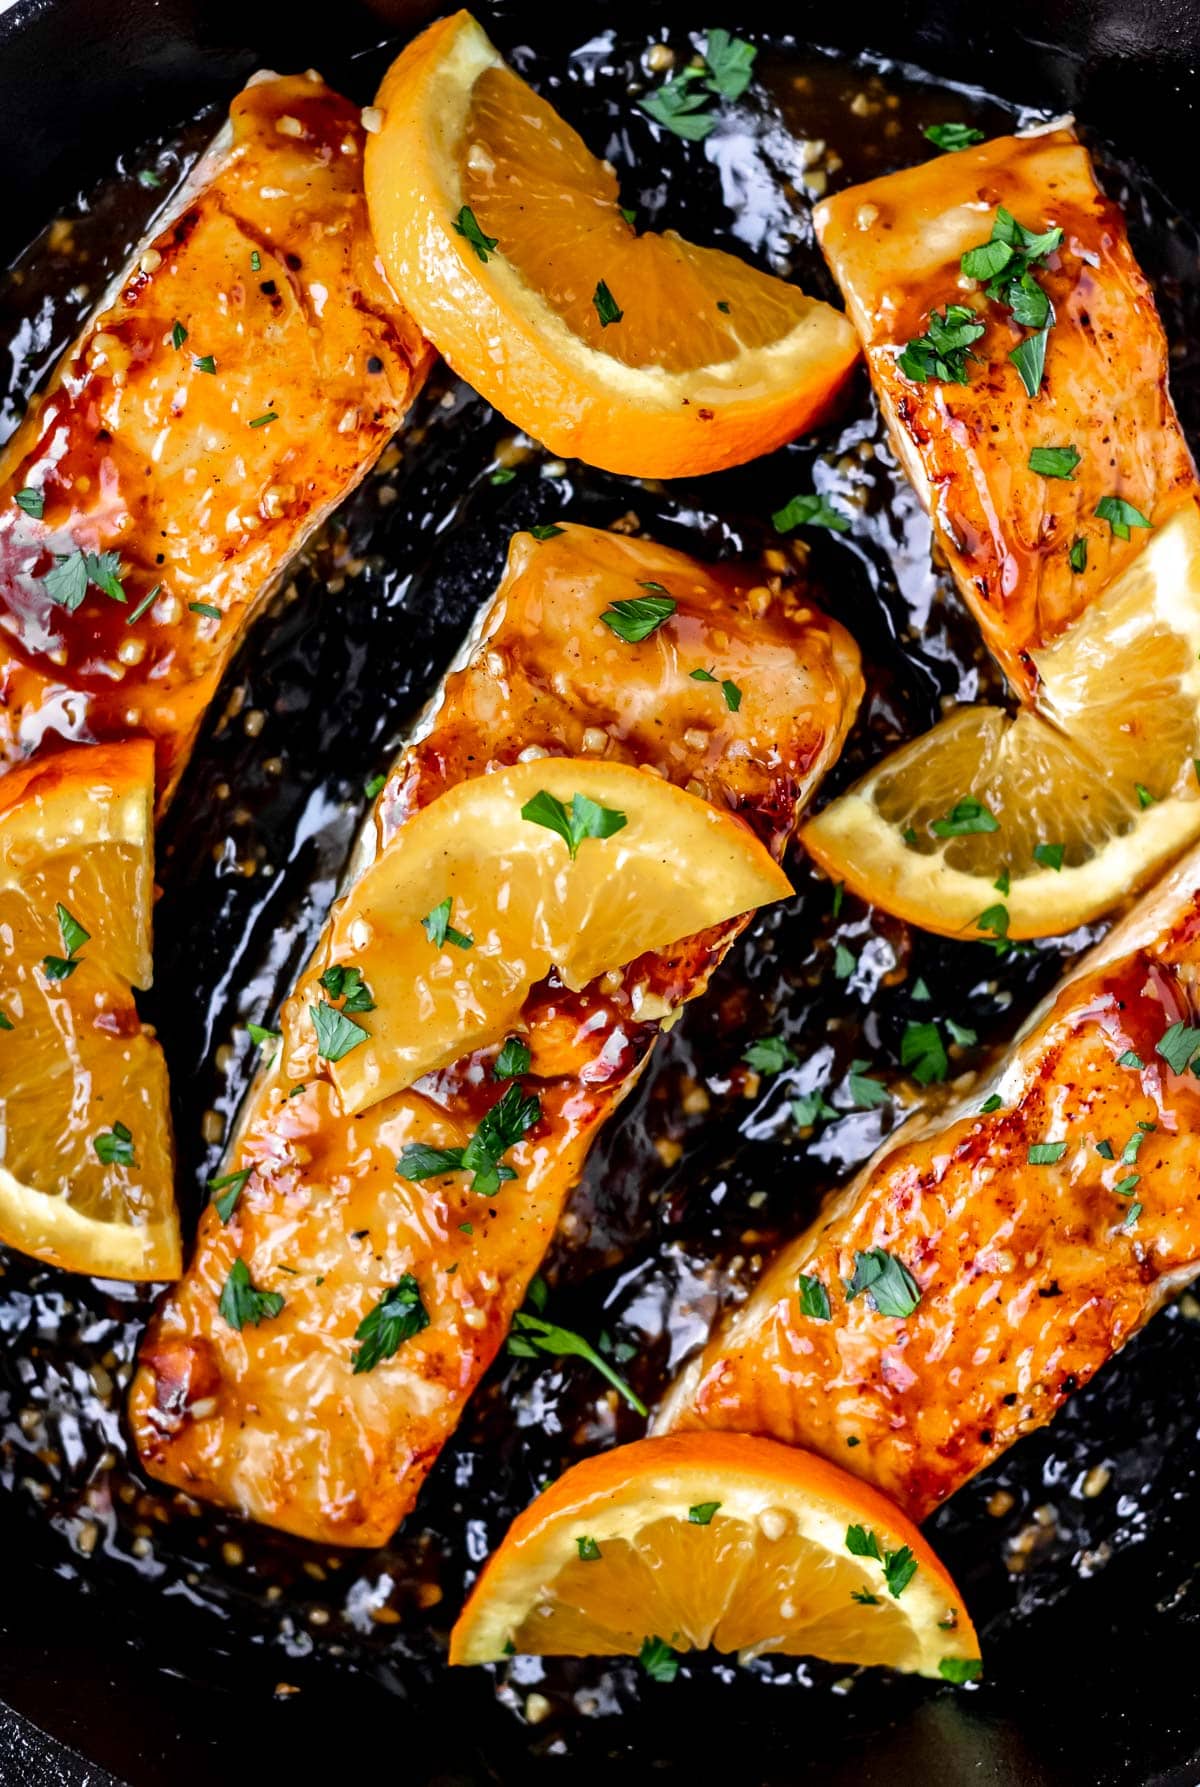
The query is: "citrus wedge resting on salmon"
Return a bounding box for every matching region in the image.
[288,749,791,1117]
[662,833,1200,1520]
[0,741,177,1279]
[129,522,862,1545]
[451,1433,981,1682]
[804,126,1200,937]
[364,11,859,478]
[0,70,431,808]
[804,499,1200,938]
[815,125,1199,701]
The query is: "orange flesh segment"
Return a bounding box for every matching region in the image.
[0,740,178,1278]
[450,1433,980,1679]
[465,66,814,371]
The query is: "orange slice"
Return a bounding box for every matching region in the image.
[284,756,791,1116]
[450,1432,981,1681]
[0,741,178,1279]
[365,11,859,477]
[804,501,1200,938]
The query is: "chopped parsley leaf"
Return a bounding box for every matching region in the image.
[845,1525,918,1596]
[43,902,89,981]
[193,354,216,375]
[126,583,161,625]
[772,491,851,534]
[1117,1049,1144,1069]
[1028,445,1080,479]
[703,27,757,99]
[529,523,565,540]
[601,593,676,642]
[900,1020,949,1085]
[743,1034,796,1075]
[1027,1141,1066,1165]
[520,788,627,859]
[792,1089,836,1127]
[847,1058,890,1109]
[509,1298,646,1415]
[844,1248,921,1318]
[452,206,498,263]
[1009,325,1050,396]
[218,1257,284,1330]
[639,1635,680,1680]
[189,601,221,619]
[924,122,985,151]
[576,1535,602,1560]
[93,1121,135,1167]
[494,1036,532,1080]
[931,796,998,837]
[797,1273,831,1320]
[688,1500,722,1525]
[14,487,43,518]
[1095,495,1152,541]
[690,666,741,710]
[592,280,623,327]
[1156,1019,1200,1076]
[209,1167,251,1224]
[398,1084,542,1197]
[898,304,984,386]
[422,896,474,951]
[940,1657,983,1684]
[1069,537,1088,572]
[351,1272,430,1372]
[980,1093,1003,1113]
[171,320,187,350]
[318,964,375,1013]
[833,942,856,981]
[310,1000,369,1062]
[1033,841,1064,871]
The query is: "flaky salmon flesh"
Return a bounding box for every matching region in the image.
[815,127,1198,701]
[662,838,1200,1519]
[0,71,430,809]
[129,522,862,1546]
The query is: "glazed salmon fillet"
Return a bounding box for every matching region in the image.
[815,128,1199,699]
[662,840,1200,1519]
[129,522,862,1545]
[0,71,431,807]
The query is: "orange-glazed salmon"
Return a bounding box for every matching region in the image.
[661,841,1200,1519]
[128,522,862,1545]
[815,128,1198,700]
[0,72,431,807]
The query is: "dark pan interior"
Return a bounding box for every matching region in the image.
[3,2,1200,1784]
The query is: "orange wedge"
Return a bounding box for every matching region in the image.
[283,756,791,1116]
[0,741,178,1279]
[450,1433,981,1681]
[365,12,859,477]
[804,502,1200,939]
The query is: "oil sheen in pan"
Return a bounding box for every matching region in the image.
[1,20,1200,1774]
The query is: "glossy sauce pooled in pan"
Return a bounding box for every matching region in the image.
[3,23,1200,1774]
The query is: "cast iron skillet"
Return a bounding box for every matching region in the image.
[2,2,1200,1783]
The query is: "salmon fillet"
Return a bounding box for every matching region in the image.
[661,840,1200,1519]
[128,522,862,1545]
[815,128,1198,700]
[0,71,431,808]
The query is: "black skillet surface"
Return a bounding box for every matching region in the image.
[2,1,1200,1783]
